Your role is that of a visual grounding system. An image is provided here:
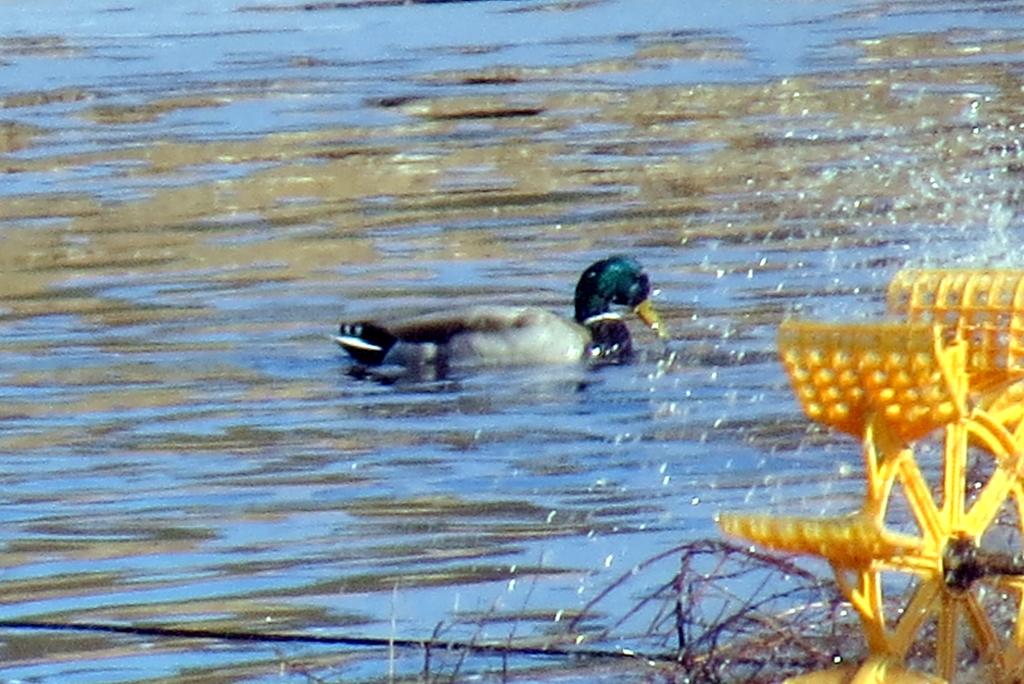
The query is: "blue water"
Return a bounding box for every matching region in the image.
[3,0,1024,681]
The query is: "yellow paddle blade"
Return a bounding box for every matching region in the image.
[718,511,923,566]
[778,320,965,444]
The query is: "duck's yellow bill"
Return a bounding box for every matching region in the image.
[634,299,668,339]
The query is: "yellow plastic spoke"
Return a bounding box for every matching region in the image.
[973,406,1024,446]
[890,578,942,658]
[892,445,944,545]
[968,409,1022,472]
[963,591,1006,674]
[1015,412,1024,444]
[942,421,968,533]
[861,423,901,518]
[963,467,1014,536]
[986,576,1024,650]
[850,567,888,653]
[936,593,959,682]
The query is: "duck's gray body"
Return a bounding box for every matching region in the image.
[335,255,663,374]
[337,305,592,368]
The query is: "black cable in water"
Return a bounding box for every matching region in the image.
[0,619,675,663]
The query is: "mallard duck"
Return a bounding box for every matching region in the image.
[334,255,666,371]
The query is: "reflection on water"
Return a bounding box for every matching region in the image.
[3,0,1024,680]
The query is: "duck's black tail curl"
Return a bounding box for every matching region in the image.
[335,322,397,365]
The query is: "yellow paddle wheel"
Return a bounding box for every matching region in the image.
[719,270,1024,683]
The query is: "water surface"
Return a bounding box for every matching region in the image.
[3,0,1024,681]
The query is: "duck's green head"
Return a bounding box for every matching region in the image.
[574,255,666,337]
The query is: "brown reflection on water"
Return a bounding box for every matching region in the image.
[3,18,1024,682]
